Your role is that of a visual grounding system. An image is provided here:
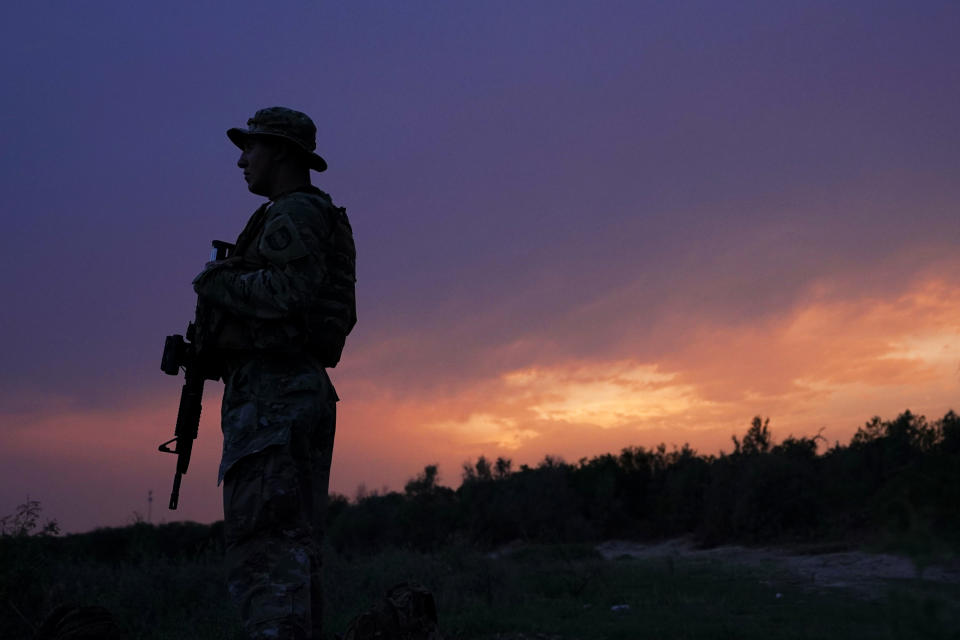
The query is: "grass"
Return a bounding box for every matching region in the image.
[3,537,959,639]
[354,543,960,640]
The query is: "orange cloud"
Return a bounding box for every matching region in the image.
[333,273,960,486]
[500,363,707,427]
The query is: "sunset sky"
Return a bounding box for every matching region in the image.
[2,1,959,533]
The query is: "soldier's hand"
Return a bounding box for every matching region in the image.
[192,256,247,290]
[193,260,226,287]
[197,256,240,274]
[208,256,244,269]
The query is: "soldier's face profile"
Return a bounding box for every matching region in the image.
[237,137,280,196]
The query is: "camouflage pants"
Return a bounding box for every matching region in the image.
[222,360,336,640]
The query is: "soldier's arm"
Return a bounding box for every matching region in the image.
[193,202,329,319]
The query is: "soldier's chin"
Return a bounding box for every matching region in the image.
[246,180,270,197]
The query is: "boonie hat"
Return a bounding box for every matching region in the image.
[227,106,327,172]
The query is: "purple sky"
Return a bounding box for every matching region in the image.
[2,1,959,532]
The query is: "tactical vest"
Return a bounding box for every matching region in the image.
[201,186,356,368]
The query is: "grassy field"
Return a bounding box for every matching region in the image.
[328,543,960,640]
[4,536,959,639]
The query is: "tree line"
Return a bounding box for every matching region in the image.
[326,410,960,554]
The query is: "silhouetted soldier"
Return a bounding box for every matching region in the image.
[192,107,357,639]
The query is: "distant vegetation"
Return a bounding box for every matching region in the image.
[3,410,960,638]
[328,410,960,555]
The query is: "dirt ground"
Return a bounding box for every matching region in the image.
[596,539,960,597]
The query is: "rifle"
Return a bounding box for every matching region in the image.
[158,240,234,510]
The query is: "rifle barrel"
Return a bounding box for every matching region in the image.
[169,471,182,510]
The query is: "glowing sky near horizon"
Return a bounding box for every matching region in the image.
[2,1,959,532]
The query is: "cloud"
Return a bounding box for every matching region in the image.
[331,272,960,483]
[501,363,706,428]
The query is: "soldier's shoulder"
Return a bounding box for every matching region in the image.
[290,192,353,239]
[274,188,337,213]
[272,189,345,228]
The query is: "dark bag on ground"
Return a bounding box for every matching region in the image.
[342,582,443,640]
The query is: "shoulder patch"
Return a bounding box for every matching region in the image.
[259,213,310,265]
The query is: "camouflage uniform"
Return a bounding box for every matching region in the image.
[193,108,356,640]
